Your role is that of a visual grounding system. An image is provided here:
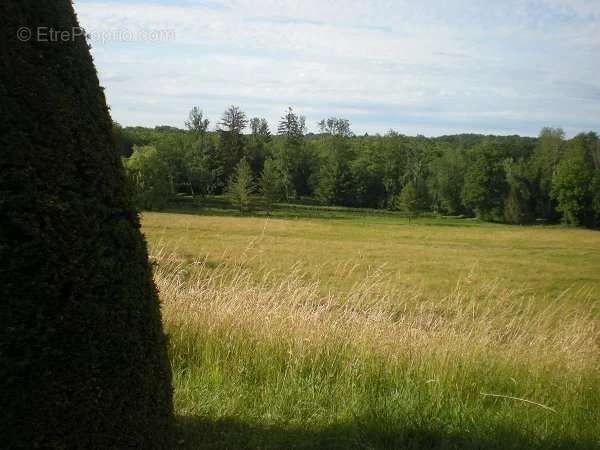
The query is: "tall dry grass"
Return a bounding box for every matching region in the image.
[156,248,597,371]
[153,247,600,448]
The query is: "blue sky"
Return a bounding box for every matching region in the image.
[74,0,600,136]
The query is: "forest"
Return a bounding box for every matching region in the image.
[118,106,600,227]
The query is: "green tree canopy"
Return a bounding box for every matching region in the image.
[551,133,596,226]
[462,143,508,221]
[185,106,210,134]
[124,145,172,210]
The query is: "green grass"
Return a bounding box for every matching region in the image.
[170,328,598,450]
[143,199,600,449]
[146,196,600,299]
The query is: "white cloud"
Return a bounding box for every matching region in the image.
[75,0,600,136]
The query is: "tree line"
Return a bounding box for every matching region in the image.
[118,106,600,227]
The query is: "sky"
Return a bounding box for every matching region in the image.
[73,0,600,137]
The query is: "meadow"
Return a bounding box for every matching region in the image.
[143,202,600,449]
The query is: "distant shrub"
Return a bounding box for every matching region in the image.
[0,1,173,448]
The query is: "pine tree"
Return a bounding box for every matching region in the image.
[0,2,173,447]
[259,158,281,214]
[228,158,254,213]
[396,181,419,223]
[277,106,306,142]
[219,105,248,180]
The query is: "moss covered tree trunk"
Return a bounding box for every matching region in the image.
[0,2,174,448]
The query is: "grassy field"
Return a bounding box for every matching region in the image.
[142,202,599,449]
[144,200,600,299]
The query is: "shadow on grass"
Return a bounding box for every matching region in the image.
[162,206,362,221]
[158,196,485,227]
[164,197,395,222]
[175,415,592,450]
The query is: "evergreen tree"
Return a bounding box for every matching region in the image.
[315,120,355,205]
[315,152,354,206]
[272,143,295,201]
[259,158,282,214]
[245,118,270,178]
[228,158,254,213]
[0,1,173,448]
[315,157,338,205]
[219,105,248,180]
[396,181,419,223]
[278,106,306,142]
[278,107,315,197]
